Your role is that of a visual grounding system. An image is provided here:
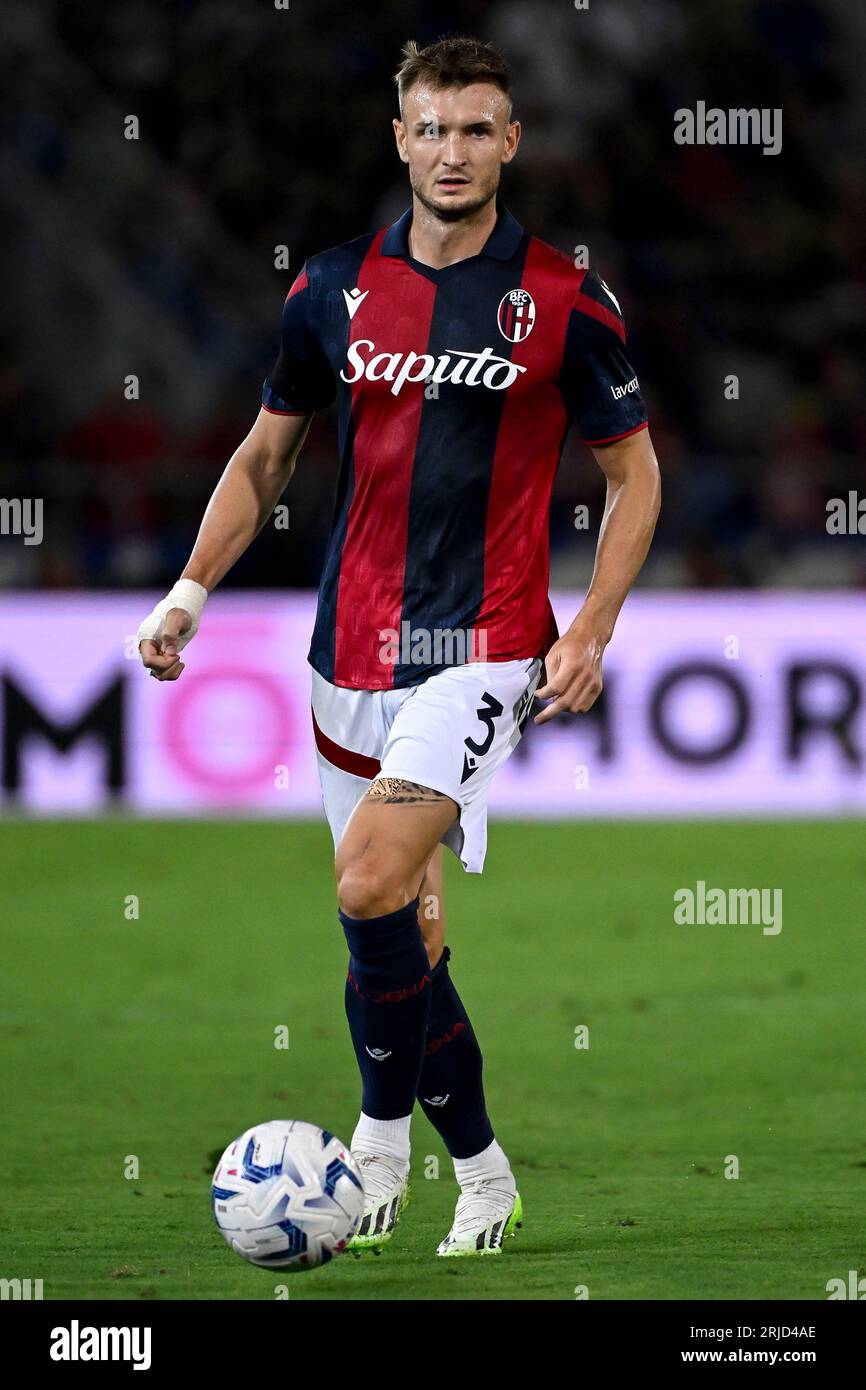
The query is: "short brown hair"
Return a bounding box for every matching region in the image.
[394,36,513,116]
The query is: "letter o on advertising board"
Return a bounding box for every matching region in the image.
[650,662,750,764]
[164,672,292,793]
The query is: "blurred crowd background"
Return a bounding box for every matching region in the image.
[2,0,864,593]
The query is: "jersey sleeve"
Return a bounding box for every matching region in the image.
[558,269,648,446]
[262,264,336,415]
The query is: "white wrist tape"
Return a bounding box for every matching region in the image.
[137,578,208,652]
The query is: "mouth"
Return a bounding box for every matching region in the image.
[436,176,470,190]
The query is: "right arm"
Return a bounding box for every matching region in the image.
[140,257,335,680]
[139,407,312,681]
[181,407,312,592]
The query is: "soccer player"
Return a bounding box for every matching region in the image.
[137,36,660,1257]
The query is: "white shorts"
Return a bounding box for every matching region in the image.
[310,658,542,874]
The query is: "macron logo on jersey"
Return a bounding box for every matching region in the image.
[341,339,527,397]
[599,278,622,316]
[343,287,369,320]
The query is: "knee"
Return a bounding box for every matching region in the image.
[337,859,407,920]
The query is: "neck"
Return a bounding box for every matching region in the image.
[407,195,499,269]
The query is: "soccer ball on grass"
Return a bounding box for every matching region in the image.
[212,1119,364,1270]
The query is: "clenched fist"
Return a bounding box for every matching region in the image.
[136,578,208,683]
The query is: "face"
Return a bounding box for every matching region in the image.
[393,81,520,221]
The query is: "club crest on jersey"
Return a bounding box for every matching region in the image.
[497,289,536,343]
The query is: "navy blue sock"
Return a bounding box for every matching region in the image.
[417,947,495,1160]
[340,896,433,1121]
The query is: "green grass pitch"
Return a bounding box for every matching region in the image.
[1,819,863,1301]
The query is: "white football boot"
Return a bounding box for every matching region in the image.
[436,1176,523,1257]
[347,1153,410,1255]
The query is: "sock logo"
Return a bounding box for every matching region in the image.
[348,968,431,1003]
[423,1094,450,1107]
[425,1020,466,1055]
[365,1046,392,1061]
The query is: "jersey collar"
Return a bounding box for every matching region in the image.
[381,203,524,262]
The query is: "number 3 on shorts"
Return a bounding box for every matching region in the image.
[461,692,504,783]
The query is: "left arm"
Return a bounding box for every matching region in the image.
[534,426,661,724]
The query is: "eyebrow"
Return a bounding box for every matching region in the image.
[412,118,496,132]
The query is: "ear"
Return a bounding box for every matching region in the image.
[501,120,521,166]
[392,117,409,164]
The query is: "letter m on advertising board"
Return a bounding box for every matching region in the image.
[2,675,125,800]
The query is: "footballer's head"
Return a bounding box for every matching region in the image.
[392,36,519,222]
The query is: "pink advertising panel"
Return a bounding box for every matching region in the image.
[0,592,863,817]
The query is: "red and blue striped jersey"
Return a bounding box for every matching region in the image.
[263,204,648,690]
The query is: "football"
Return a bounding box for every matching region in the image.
[211,1120,365,1270]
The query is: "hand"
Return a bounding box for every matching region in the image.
[139,607,191,682]
[533,622,607,724]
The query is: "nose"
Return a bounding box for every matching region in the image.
[442,132,467,166]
